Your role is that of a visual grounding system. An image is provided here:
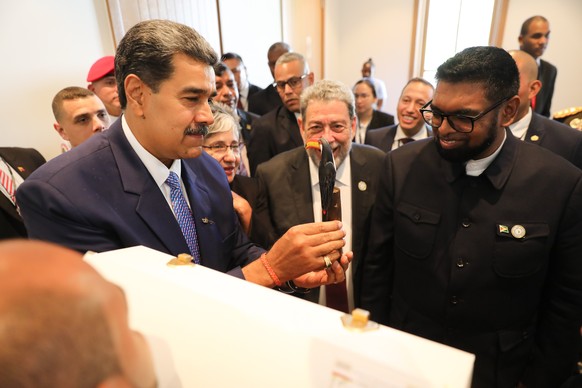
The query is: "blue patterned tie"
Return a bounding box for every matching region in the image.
[166,171,201,264]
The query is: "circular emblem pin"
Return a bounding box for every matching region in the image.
[358,181,367,191]
[530,135,539,142]
[511,224,526,239]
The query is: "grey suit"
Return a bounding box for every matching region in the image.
[252,143,385,305]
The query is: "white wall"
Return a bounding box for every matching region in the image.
[501,0,582,116]
[2,1,580,161]
[324,0,416,117]
[0,0,115,160]
[218,0,282,88]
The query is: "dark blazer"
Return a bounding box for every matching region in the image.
[16,119,262,277]
[368,109,395,130]
[524,112,582,169]
[361,131,582,387]
[535,59,557,118]
[248,83,262,98]
[237,108,259,144]
[247,105,302,175]
[365,125,432,153]
[230,174,259,210]
[252,144,385,306]
[248,84,282,116]
[0,147,45,239]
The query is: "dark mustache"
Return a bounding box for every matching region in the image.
[184,125,208,136]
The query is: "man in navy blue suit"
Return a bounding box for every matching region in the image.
[17,20,349,290]
[508,50,582,169]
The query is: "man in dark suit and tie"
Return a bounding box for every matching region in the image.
[247,52,314,175]
[508,50,582,169]
[247,42,291,116]
[0,147,45,239]
[365,78,434,152]
[252,80,384,312]
[519,15,556,118]
[220,52,263,112]
[17,20,350,291]
[361,46,582,388]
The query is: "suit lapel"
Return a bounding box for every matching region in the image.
[385,126,397,151]
[349,147,374,276]
[281,108,304,147]
[109,122,189,255]
[524,113,546,145]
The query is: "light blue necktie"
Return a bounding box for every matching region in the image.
[166,171,201,264]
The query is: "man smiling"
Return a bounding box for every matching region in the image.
[361,46,582,388]
[18,20,350,291]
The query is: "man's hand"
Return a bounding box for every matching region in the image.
[294,251,353,288]
[267,221,346,281]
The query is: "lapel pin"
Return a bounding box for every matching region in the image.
[17,166,25,172]
[358,181,367,191]
[498,224,509,234]
[201,217,214,224]
[530,135,539,142]
[511,224,526,239]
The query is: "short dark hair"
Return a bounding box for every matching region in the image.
[115,19,218,109]
[214,61,231,77]
[404,77,434,91]
[353,78,377,98]
[52,86,96,122]
[520,15,548,36]
[435,46,519,102]
[221,52,243,63]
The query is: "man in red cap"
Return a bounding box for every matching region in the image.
[87,56,122,121]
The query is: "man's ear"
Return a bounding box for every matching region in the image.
[124,74,146,118]
[53,123,69,141]
[500,96,520,127]
[528,79,542,100]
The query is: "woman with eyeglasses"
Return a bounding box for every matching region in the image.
[352,78,394,144]
[202,104,259,235]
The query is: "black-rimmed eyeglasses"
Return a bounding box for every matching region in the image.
[419,97,511,133]
[273,74,308,91]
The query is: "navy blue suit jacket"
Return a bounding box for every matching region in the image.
[17,119,262,277]
[524,112,582,169]
[535,59,557,118]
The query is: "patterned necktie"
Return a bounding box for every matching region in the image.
[166,171,201,264]
[0,165,15,205]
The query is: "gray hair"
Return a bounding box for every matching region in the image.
[300,80,355,123]
[275,52,310,74]
[115,19,218,109]
[206,103,240,140]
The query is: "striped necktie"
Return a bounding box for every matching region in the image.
[0,165,15,205]
[166,171,201,263]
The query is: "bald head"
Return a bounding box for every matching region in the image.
[509,50,538,82]
[0,240,155,388]
[508,50,542,121]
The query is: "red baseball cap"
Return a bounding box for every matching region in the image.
[87,56,115,83]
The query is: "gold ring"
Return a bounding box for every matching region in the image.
[323,255,332,268]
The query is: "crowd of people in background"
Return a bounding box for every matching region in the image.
[2,14,582,388]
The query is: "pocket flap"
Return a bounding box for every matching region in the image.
[397,202,440,225]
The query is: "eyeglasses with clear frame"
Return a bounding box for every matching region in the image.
[419,96,511,133]
[273,74,308,91]
[202,142,242,156]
